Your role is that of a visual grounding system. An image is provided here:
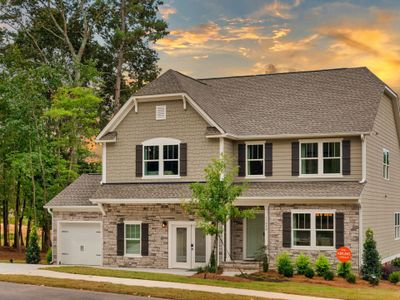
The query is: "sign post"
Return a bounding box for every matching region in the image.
[336,246,352,263]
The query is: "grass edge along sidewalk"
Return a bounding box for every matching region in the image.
[43,266,400,300]
[0,274,269,300]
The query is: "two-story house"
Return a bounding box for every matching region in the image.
[45,67,400,271]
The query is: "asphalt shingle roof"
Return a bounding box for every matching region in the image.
[45,174,101,207]
[135,67,387,136]
[45,174,364,207]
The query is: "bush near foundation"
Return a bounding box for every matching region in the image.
[276,252,294,277]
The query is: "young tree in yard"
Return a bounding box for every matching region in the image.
[25,226,41,264]
[361,228,381,284]
[183,156,255,272]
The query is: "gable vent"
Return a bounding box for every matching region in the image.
[156,105,166,120]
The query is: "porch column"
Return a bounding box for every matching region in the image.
[225,219,231,262]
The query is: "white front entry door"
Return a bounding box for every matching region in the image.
[169,221,211,269]
[58,221,102,266]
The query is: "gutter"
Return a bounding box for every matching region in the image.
[207,132,371,140]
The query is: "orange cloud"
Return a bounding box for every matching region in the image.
[251,0,301,19]
[159,4,176,20]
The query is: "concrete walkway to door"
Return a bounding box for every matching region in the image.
[0,263,339,300]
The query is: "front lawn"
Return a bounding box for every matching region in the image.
[44,266,400,300]
[0,274,266,300]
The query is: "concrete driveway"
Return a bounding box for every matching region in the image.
[0,281,163,300]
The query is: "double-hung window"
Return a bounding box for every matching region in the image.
[143,138,180,177]
[383,149,389,180]
[246,143,264,176]
[292,211,335,248]
[125,222,141,256]
[300,140,341,176]
[395,213,400,240]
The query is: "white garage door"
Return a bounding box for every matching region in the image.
[58,222,102,266]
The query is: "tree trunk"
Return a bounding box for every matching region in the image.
[26,217,31,247]
[2,162,9,247]
[42,218,51,251]
[13,179,20,250]
[18,196,26,248]
[114,0,126,113]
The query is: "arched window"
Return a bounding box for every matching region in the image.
[142,138,181,177]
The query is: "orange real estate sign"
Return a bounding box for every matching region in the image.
[336,246,352,263]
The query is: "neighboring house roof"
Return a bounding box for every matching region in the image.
[45,174,101,207]
[132,67,391,137]
[45,174,364,207]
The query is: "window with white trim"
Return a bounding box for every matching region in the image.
[395,213,400,240]
[300,141,341,176]
[125,222,141,255]
[383,149,389,180]
[246,144,264,176]
[143,138,180,177]
[292,211,335,248]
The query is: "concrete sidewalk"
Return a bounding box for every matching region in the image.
[0,263,338,300]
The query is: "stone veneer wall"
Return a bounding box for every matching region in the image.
[267,203,360,270]
[231,217,243,260]
[103,203,195,268]
[51,210,103,263]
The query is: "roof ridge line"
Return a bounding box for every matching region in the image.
[197,67,366,81]
[170,69,208,86]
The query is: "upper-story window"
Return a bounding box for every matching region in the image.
[143,138,180,177]
[300,140,341,176]
[395,212,400,240]
[246,143,264,176]
[383,149,389,180]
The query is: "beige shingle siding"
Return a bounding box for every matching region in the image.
[231,137,362,181]
[106,99,219,183]
[361,94,400,259]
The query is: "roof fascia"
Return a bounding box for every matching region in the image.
[44,205,101,212]
[96,92,225,142]
[90,196,359,204]
[207,132,371,140]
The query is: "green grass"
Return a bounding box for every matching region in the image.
[44,266,400,300]
[0,275,266,300]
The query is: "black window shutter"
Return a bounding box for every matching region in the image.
[342,140,351,175]
[180,143,187,176]
[335,213,345,249]
[117,223,124,256]
[141,223,149,256]
[265,143,273,176]
[291,142,299,176]
[136,145,143,177]
[282,212,291,248]
[238,144,246,177]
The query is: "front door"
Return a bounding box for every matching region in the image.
[244,213,265,259]
[169,222,210,269]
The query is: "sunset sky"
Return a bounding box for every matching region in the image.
[156,0,400,91]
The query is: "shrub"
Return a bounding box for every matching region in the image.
[381,264,400,280]
[361,228,381,281]
[25,226,41,264]
[295,253,312,275]
[276,252,294,277]
[388,271,400,284]
[315,255,331,276]
[304,267,315,279]
[368,274,380,286]
[46,248,52,264]
[346,273,356,284]
[337,261,352,278]
[392,258,400,268]
[323,270,335,281]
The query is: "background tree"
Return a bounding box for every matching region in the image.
[183,156,255,272]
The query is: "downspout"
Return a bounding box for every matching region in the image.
[360,134,367,183]
[98,203,106,216]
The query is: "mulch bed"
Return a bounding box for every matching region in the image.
[193,270,400,289]
[0,246,45,262]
